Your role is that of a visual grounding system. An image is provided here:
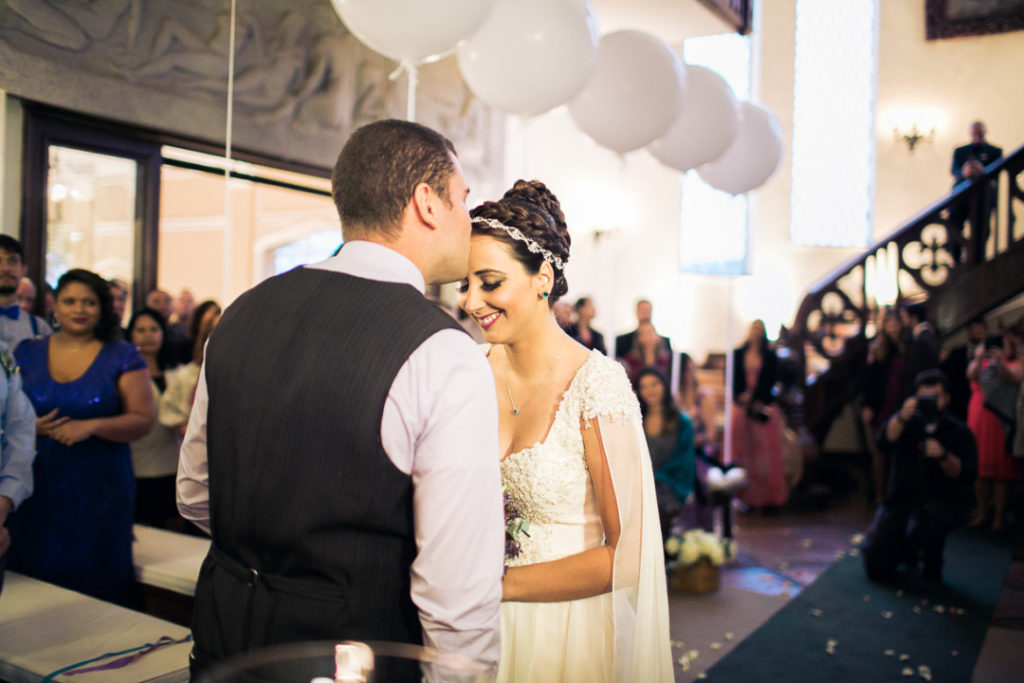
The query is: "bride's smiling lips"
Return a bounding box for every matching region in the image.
[476,311,501,329]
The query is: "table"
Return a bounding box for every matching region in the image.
[132,524,210,597]
[0,572,191,683]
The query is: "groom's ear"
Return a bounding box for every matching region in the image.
[411,182,441,231]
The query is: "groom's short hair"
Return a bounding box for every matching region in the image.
[332,119,458,241]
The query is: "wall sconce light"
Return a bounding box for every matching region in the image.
[893,124,935,152]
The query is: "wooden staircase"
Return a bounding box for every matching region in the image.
[783,143,1024,446]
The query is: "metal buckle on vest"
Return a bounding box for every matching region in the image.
[247,568,260,589]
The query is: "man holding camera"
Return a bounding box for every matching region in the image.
[862,369,977,583]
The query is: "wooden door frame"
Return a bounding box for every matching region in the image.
[21,103,161,307]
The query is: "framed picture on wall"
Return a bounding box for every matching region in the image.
[926,0,1024,40]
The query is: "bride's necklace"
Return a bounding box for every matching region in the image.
[505,337,566,416]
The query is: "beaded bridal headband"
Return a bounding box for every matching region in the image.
[472,216,567,271]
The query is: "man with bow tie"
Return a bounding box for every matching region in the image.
[0,236,51,351]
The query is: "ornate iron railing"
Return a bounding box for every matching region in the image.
[784,143,1024,442]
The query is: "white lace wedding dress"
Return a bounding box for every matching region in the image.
[496,349,673,682]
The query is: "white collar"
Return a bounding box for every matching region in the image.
[307,240,426,294]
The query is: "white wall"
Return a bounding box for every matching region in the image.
[503,1,1024,362]
[874,1,1024,238]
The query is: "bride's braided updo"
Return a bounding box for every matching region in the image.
[470,180,572,303]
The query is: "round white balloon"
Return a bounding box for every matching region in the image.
[457,0,599,117]
[697,102,783,195]
[648,65,739,172]
[331,0,496,63]
[568,30,685,154]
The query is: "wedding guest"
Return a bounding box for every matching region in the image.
[615,298,672,360]
[160,308,220,438]
[952,121,1002,186]
[0,236,51,350]
[145,289,173,320]
[552,300,575,331]
[863,370,976,583]
[1013,325,1024,459]
[862,310,910,505]
[0,339,39,594]
[948,121,1002,258]
[147,288,191,363]
[675,352,747,530]
[676,352,717,456]
[902,302,940,386]
[8,269,154,604]
[108,278,129,333]
[41,284,56,329]
[16,277,36,313]
[730,319,787,510]
[567,296,607,355]
[188,299,221,351]
[174,288,196,331]
[637,366,696,540]
[966,331,1022,532]
[621,320,672,384]
[941,317,987,423]
[128,308,185,529]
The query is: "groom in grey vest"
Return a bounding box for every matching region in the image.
[177,120,503,679]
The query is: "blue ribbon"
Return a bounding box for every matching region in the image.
[40,634,192,681]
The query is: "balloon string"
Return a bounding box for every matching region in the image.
[222,0,237,304]
[389,59,418,122]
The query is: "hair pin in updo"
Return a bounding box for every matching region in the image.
[472,216,567,271]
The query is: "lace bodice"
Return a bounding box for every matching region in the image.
[498,349,640,566]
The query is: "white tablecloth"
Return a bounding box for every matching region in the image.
[0,572,191,683]
[132,524,210,597]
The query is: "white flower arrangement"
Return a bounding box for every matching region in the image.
[665,529,737,567]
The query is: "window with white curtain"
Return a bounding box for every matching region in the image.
[790,0,878,247]
[679,33,751,275]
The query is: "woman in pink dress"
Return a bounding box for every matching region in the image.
[730,320,787,509]
[967,331,1022,532]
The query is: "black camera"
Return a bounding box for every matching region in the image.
[915,395,940,426]
[984,334,1004,351]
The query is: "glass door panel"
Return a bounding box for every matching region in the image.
[45,145,138,303]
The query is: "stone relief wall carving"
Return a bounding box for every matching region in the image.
[0,0,503,190]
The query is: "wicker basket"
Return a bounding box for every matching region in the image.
[671,557,720,594]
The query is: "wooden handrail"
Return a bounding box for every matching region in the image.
[696,0,752,34]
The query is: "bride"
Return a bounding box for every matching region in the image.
[458,180,673,682]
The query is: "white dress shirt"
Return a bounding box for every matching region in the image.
[0,341,37,510]
[177,241,503,670]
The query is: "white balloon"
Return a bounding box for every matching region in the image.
[697,102,783,195]
[568,30,686,154]
[331,0,496,63]
[457,0,599,117]
[648,65,739,172]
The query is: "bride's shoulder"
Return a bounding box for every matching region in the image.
[478,342,492,356]
[575,351,639,422]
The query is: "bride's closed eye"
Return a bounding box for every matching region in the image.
[458,279,504,294]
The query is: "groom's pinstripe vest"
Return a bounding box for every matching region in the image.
[192,266,464,670]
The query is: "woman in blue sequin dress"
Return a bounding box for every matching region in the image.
[10,269,155,604]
